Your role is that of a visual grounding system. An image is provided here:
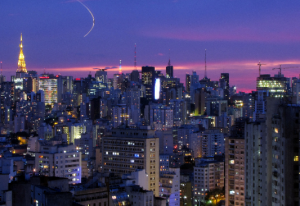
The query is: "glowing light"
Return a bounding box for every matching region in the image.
[154,78,160,100]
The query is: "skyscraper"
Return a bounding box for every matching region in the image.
[142,66,155,101]
[220,73,229,101]
[166,59,173,78]
[186,74,191,93]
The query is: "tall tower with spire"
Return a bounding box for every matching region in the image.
[166,50,173,78]
[17,33,27,74]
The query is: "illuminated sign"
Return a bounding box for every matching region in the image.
[154,78,160,100]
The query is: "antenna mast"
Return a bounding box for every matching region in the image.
[119,60,122,74]
[0,61,2,76]
[134,44,136,70]
[168,49,171,66]
[204,49,207,78]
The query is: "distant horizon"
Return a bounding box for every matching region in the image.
[2,61,300,93]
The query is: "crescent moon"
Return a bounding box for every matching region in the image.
[77,0,95,37]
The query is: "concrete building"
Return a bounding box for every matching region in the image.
[177,125,199,151]
[72,187,108,206]
[193,157,224,205]
[70,123,86,143]
[180,175,192,206]
[35,144,82,184]
[244,121,265,206]
[201,129,225,157]
[102,127,160,196]
[225,118,246,206]
[159,168,180,206]
[245,98,300,206]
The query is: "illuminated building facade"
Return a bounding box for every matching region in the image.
[193,157,224,205]
[159,168,180,206]
[225,119,246,206]
[35,144,82,184]
[142,66,155,101]
[39,75,58,106]
[102,127,159,196]
[256,74,289,97]
[16,33,28,76]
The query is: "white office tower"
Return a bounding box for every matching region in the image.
[193,157,224,205]
[159,168,180,206]
[35,144,81,184]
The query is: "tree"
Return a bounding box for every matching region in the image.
[204,188,225,205]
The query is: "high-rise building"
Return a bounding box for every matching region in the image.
[186,74,191,93]
[244,121,264,206]
[256,74,289,97]
[102,127,159,196]
[159,168,180,206]
[39,75,58,106]
[225,118,246,206]
[220,73,229,101]
[35,144,82,184]
[245,98,300,206]
[131,70,140,82]
[194,88,205,116]
[292,77,300,104]
[142,66,155,101]
[113,73,123,90]
[193,157,224,204]
[166,59,173,78]
[201,129,225,157]
[95,69,107,83]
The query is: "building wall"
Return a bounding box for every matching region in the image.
[102,134,159,196]
[225,138,245,206]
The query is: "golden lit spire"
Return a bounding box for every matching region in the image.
[17,33,27,73]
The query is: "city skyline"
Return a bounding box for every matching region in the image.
[1,0,300,92]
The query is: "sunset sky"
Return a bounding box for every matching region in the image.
[1,0,300,92]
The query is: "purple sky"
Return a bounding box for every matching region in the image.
[1,0,300,92]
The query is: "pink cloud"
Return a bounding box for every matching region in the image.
[26,59,298,93]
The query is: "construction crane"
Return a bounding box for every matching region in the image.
[272,65,298,76]
[257,61,266,76]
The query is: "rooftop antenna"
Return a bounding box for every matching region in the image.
[168,49,171,66]
[257,61,266,76]
[204,49,207,78]
[0,61,2,76]
[134,44,137,70]
[119,60,122,74]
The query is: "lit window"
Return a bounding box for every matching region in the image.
[294,156,299,161]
